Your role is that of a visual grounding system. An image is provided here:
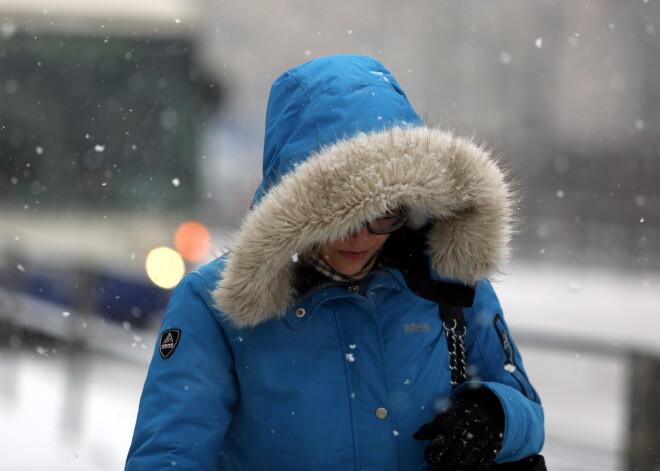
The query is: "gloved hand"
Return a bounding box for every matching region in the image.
[413,388,505,471]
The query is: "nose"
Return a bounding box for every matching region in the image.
[345,225,371,244]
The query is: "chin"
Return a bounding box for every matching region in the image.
[339,264,364,276]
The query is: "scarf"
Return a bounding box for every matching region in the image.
[310,251,379,283]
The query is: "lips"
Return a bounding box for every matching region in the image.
[338,250,369,260]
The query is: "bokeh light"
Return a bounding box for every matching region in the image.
[145,247,185,289]
[174,220,212,262]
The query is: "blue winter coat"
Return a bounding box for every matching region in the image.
[126,55,544,470]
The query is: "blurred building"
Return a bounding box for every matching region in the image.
[1,0,659,332]
[193,0,660,271]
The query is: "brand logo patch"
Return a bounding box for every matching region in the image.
[159,329,181,359]
[403,322,431,334]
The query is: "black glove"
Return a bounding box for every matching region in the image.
[413,388,505,471]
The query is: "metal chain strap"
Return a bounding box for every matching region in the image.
[443,318,468,388]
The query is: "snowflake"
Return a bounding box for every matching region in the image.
[504,363,517,373]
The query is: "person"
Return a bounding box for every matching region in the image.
[126,54,545,470]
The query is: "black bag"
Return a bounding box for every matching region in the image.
[493,454,546,470]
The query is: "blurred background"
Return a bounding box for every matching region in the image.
[1,0,658,470]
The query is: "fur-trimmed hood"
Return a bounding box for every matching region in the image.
[213,55,514,328]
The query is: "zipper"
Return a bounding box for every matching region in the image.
[493,314,538,401]
[295,280,347,304]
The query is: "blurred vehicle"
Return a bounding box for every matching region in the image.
[0,1,221,330]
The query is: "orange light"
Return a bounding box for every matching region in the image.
[174,220,212,262]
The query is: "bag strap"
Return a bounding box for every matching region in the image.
[439,303,468,388]
[378,227,474,389]
[382,231,547,470]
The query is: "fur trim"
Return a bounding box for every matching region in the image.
[214,127,514,327]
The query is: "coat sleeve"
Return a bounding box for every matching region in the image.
[125,270,238,470]
[453,280,545,464]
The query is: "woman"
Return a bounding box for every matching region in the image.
[126,54,545,470]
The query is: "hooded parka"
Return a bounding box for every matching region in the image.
[126,55,544,471]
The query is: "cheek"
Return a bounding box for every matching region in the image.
[318,244,337,260]
[372,234,390,249]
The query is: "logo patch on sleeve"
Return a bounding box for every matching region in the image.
[159,329,181,359]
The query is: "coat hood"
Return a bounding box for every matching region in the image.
[214,55,515,328]
[252,54,424,205]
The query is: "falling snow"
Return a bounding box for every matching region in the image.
[499,52,512,64]
[1,6,657,471]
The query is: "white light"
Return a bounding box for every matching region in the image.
[145,247,185,289]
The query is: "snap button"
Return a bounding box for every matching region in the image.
[295,308,306,318]
[375,407,388,419]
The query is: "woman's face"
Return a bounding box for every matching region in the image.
[319,226,390,276]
